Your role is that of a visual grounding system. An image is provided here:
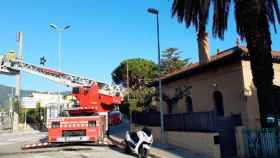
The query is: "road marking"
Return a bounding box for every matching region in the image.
[0,142,15,145]
[31,155,53,158]
[0,132,47,146]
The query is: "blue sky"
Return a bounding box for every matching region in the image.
[0,0,279,92]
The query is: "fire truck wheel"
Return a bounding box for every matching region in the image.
[124,141,131,154]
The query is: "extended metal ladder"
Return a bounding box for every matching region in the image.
[0,56,122,96]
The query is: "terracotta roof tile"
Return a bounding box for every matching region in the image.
[157,46,280,83]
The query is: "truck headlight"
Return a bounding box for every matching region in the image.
[51,122,60,128]
[88,121,96,127]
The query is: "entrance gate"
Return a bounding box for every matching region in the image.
[243,128,280,158]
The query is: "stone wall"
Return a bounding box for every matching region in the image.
[166,131,221,158]
[131,124,221,158]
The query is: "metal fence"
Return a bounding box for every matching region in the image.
[131,111,160,126]
[243,128,280,158]
[164,112,217,132]
[131,111,242,132]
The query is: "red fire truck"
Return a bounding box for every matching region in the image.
[0,52,123,144]
[47,82,122,143]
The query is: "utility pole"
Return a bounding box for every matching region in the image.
[13,32,23,132]
[126,61,129,100]
[24,108,27,130]
[9,87,14,132]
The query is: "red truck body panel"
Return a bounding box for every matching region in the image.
[48,116,104,143]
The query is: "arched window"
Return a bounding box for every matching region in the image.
[167,104,173,114]
[213,91,224,116]
[186,96,193,112]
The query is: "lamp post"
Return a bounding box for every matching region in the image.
[49,24,70,71]
[147,8,164,142]
[49,24,70,116]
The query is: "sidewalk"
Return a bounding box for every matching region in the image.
[110,135,208,158]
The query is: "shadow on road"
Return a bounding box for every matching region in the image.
[108,145,140,158]
[0,146,95,157]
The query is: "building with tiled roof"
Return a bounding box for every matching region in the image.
[152,46,280,129]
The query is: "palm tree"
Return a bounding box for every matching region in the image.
[172,0,280,127]
[172,0,213,64]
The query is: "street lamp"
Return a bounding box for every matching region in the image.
[49,24,71,116]
[147,8,159,14]
[147,8,164,142]
[49,24,71,71]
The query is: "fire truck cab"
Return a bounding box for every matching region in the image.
[48,116,105,143]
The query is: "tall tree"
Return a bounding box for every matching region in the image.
[160,48,191,75]
[112,58,157,90]
[172,0,280,127]
[112,58,157,115]
[172,0,212,64]
[235,0,280,127]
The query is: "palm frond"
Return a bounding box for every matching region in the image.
[264,0,280,32]
[172,0,186,23]
[235,0,280,37]
[172,0,211,31]
[234,0,245,37]
[272,0,280,22]
[212,0,231,39]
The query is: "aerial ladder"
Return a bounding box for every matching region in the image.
[0,51,123,146]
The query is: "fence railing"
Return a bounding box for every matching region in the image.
[131,111,160,127]
[164,112,216,132]
[243,128,280,158]
[131,111,242,132]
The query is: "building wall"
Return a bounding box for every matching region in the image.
[241,61,280,129]
[131,123,219,158]
[235,126,247,157]
[241,61,260,129]
[162,61,244,117]
[166,131,221,158]
[161,59,280,128]
[273,62,280,87]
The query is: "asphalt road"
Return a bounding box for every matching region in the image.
[0,124,134,158]
[110,119,130,138]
